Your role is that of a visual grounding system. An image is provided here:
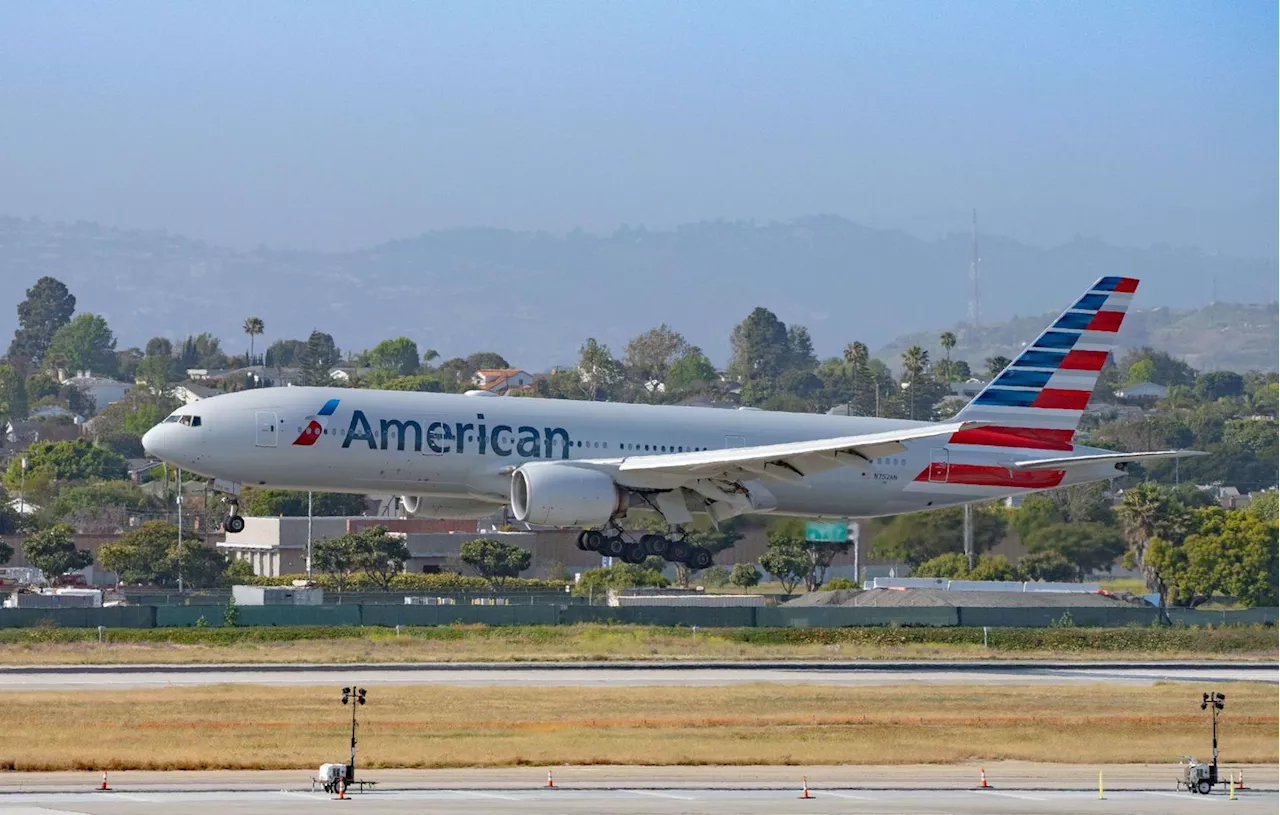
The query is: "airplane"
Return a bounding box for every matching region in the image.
[142,276,1203,569]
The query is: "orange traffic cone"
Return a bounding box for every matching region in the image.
[546,770,555,788]
[979,768,991,789]
[98,771,110,791]
[337,778,346,800]
[800,777,812,799]
[1237,770,1247,790]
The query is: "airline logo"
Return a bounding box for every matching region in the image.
[293,398,341,446]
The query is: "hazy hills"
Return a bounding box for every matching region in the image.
[1,215,1275,371]
[877,302,1279,374]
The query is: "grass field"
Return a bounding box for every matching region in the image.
[0,683,1274,771]
[0,624,1274,665]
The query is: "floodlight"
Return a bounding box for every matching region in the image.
[342,687,351,695]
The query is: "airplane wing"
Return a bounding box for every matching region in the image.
[616,421,986,484]
[1008,450,1208,471]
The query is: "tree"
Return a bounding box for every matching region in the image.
[676,523,744,587]
[21,523,93,580]
[664,351,718,394]
[572,561,668,597]
[1118,347,1197,388]
[299,330,341,385]
[577,337,625,401]
[1023,522,1126,580]
[729,307,793,404]
[312,533,362,593]
[915,552,1024,581]
[351,525,409,590]
[900,346,929,419]
[872,505,1007,566]
[1192,371,1244,402]
[1019,550,1078,582]
[461,352,509,373]
[984,356,1011,379]
[45,313,118,376]
[938,331,958,382]
[367,337,421,378]
[1246,491,1277,523]
[3,439,128,495]
[0,539,13,565]
[729,562,761,589]
[8,276,76,368]
[243,317,265,363]
[624,324,688,387]
[758,540,808,596]
[460,537,533,589]
[178,333,228,370]
[135,353,179,398]
[145,336,173,358]
[240,488,367,517]
[265,338,307,368]
[0,362,28,421]
[173,543,231,589]
[1117,482,1196,605]
[99,521,178,585]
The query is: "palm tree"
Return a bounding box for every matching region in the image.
[843,341,868,414]
[938,331,957,382]
[984,355,1011,379]
[1117,482,1194,606]
[422,348,440,370]
[901,346,929,420]
[243,317,265,365]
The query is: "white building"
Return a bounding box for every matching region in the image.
[471,369,534,394]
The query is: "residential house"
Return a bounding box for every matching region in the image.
[471,368,534,394]
[58,371,133,412]
[1114,382,1168,400]
[329,366,373,383]
[173,383,219,405]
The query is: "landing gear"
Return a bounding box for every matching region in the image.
[223,497,245,534]
[576,525,714,569]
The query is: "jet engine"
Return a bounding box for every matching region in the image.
[399,495,505,520]
[510,462,627,527]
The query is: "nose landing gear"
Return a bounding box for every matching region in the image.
[223,497,245,534]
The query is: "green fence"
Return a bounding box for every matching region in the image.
[0,604,1274,630]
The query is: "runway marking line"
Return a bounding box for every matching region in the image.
[966,789,1048,801]
[624,789,698,801]
[449,790,520,801]
[821,791,876,800]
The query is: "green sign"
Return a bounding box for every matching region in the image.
[805,521,848,542]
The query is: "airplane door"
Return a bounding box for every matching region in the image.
[928,448,949,483]
[725,435,746,448]
[255,411,279,448]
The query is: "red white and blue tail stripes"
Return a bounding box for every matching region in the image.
[936,275,1138,484]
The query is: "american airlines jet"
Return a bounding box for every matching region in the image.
[142,277,1201,569]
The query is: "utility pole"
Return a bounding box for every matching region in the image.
[307,490,314,581]
[18,457,27,516]
[176,469,184,594]
[963,503,975,571]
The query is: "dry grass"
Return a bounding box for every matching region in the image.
[2,624,1274,665]
[0,683,1274,771]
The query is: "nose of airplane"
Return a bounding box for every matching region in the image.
[141,423,164,458]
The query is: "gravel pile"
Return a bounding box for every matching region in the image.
[787,587,1144,608]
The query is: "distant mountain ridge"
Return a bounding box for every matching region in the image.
[1,215,1274,371]
[875,302,1279,374]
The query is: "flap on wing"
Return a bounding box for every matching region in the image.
[1009,450,1208,471]
[616,421,986,477]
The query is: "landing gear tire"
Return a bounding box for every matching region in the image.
[576,531,589,551]
[690,548,713,570]
[583,530,605,552]
[602,536,626,558]
[667,539,691,564]
[224,515,245,534]
[622,542,647,565]
[639,534,668,557]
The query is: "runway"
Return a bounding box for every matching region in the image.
[1,765,1275,815]
[1,660,1274,690]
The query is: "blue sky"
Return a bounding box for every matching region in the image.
[1,1,1275,255]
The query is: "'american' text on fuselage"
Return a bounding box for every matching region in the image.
[341,410,571,459]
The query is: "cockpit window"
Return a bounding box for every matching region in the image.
[163,415,181,423]
[178,415,202,427]
[191,416,201,427]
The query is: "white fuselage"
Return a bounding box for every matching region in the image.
[142,387,1121,520]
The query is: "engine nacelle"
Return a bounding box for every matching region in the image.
[510,462,627,527]
[400,495,504,520]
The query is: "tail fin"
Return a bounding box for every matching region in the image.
[951,276,1138,450]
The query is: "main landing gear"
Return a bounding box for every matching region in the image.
[223,497,245,534]
[576,529,714,570]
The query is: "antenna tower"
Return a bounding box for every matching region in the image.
[968,208,981,326]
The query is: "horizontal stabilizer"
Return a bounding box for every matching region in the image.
[1009,450,1208,471]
